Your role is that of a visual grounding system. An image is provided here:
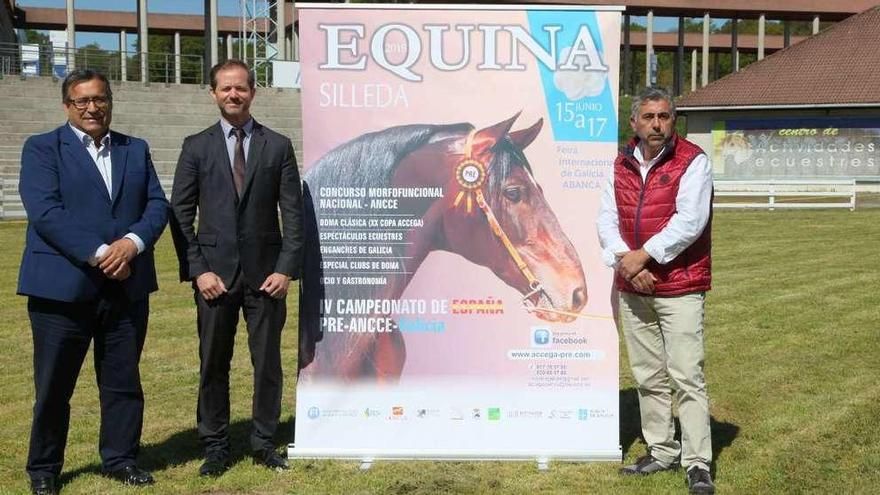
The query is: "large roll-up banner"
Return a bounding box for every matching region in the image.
[292,3,622,461]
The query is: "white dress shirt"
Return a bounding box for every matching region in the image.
[596,142,713,268]
[67,123,145,265]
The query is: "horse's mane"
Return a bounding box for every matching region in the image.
[304,123,473,188]
[486,138,534,201]
[301,121,536,305]
[302,123,472,305]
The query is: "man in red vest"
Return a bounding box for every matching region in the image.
[597,87,715,495]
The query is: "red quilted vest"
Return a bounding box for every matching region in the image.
[614,133,712,296]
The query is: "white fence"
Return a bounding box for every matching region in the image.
[713,179,857,211]
[0,177,862,219]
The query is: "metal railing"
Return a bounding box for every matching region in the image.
[0,175,175,220]
[0,41,293,88]
[0,41,205,85]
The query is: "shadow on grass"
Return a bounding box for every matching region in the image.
[619,387,740,468]
[58,414,295,486]
[620,388,642,455]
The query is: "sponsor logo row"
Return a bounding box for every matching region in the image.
[306,406,613,421]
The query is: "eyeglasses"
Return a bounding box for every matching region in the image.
[66,96,110,109]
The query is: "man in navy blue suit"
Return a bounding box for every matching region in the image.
[17,69,168,495]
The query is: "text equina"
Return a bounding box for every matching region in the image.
[319,23,609,81]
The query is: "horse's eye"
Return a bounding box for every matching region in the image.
[503,187,522,203]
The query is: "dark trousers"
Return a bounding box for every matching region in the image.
[195,275,286,455]
[26,292,148,480]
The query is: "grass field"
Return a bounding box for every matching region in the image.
[1,210,878,494]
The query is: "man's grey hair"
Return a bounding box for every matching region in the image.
[630,87,676,120]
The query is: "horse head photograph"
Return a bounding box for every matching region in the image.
[301,112,587,382]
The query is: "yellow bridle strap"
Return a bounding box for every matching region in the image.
[463,129,476,158]
[459,128,607,321]
[474,189,540,288]
[526,306,614,321]
[459,128,540,290]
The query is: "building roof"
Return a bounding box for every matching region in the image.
[678,6,880,110]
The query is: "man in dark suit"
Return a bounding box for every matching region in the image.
[18,69,168,495]
[170,59,303,476]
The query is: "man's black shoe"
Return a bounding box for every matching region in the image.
[252,449,289,471]
[30,476,58,495]
[199,453,231,477]
[620,454,677,475]
[686,466,716,494]
[102,465,155,486]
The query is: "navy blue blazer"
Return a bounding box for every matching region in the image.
[17,124,169,302]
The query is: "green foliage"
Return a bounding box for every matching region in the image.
[132,34,207,84]
[627,22,646,33]
[619,93,633,144]
[714,19,832,36]
[21,29,49,45]
[681,18,706,33]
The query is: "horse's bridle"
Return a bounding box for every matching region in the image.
[450,130,610,322]
[453,130,547,312]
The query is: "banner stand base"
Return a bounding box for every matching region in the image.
[288,444,622,467]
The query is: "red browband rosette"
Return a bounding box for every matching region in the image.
[452,130,487,214]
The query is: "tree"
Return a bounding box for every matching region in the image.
[120,33,209,83]
[76,42,118,78]
[22,29,49,45]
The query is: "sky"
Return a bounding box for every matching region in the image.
[16,0,728,50]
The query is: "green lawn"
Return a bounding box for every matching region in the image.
[0,210,878,494]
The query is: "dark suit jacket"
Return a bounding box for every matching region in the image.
[17,125,169,302]
[170,120,304,288]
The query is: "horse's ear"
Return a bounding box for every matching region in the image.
[509,118,543,150]
[472,111,521,154]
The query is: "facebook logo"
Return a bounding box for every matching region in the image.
[532,327,551,347]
